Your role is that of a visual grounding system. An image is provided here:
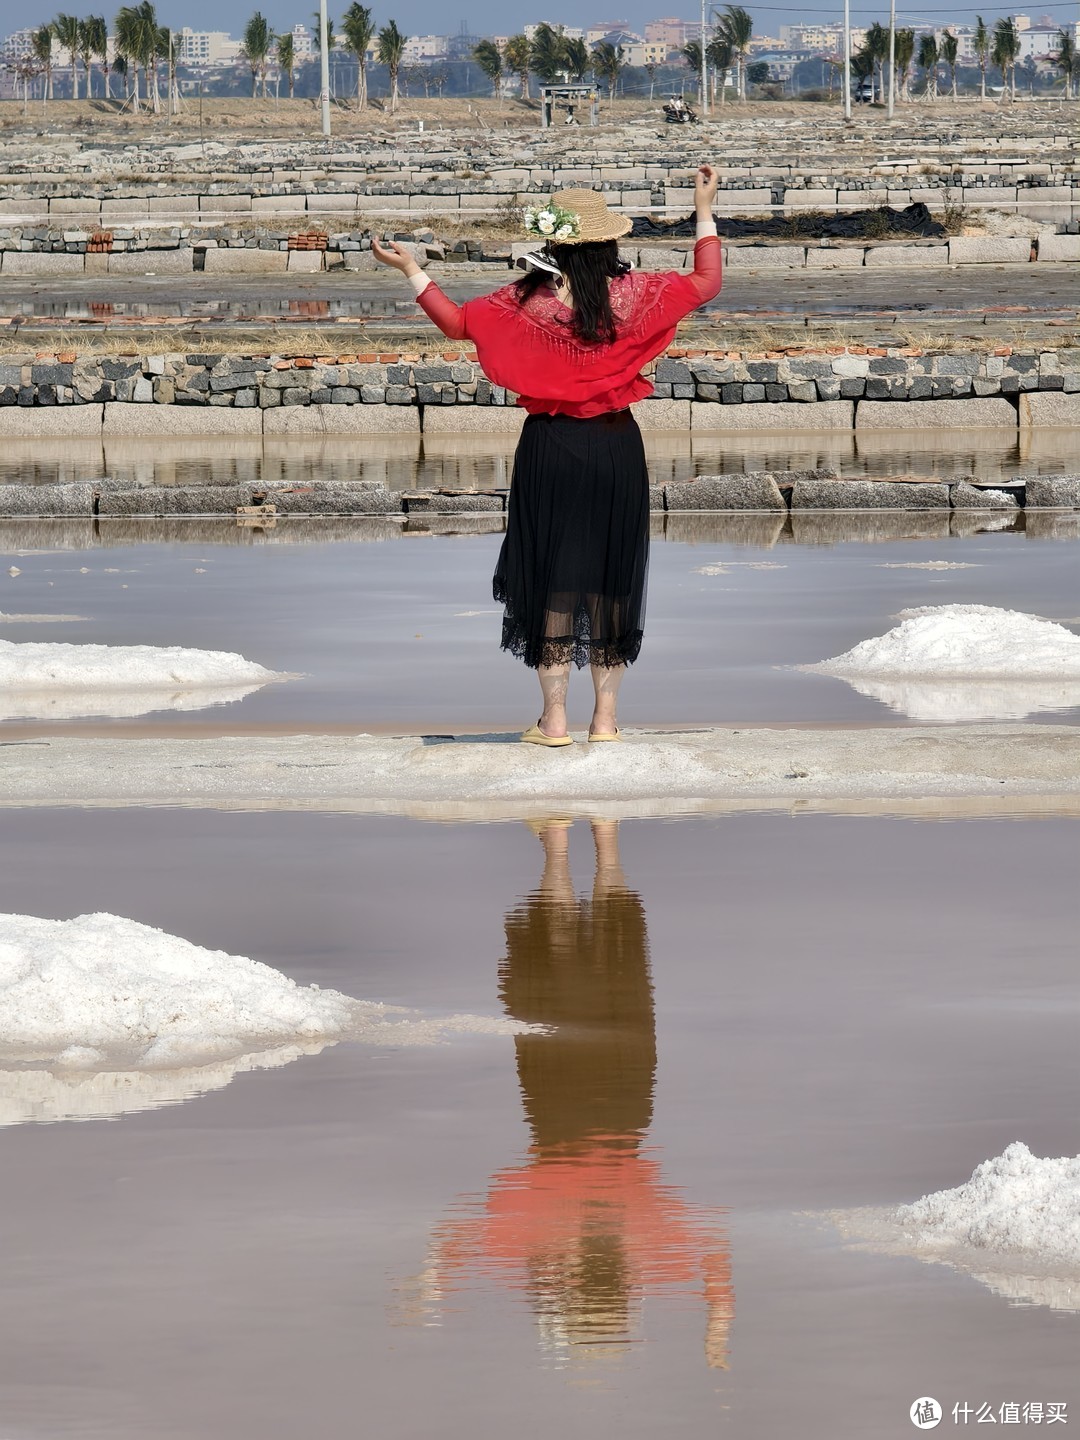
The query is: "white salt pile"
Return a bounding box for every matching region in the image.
[804,605,1080,721]
[0,638,278,689]
[0,637,282,720]
[830,1143,1080,1312]
[0,912,355,1067]
[896,1143,1080,1267]
[0,912,530,1086]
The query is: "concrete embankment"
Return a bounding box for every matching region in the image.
[3,471,1079,519]
[3,227,1077,277]
[1,347,1077,440]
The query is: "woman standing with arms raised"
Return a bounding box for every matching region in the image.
[374,164,721,745]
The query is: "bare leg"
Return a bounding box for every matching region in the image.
[536,819,575,903]
[589,664,625,737]
[591,819,626,897]
[537,662,571,738]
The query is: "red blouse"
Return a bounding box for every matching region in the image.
[415,236,722,418]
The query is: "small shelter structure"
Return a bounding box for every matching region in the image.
[539,83,600,127]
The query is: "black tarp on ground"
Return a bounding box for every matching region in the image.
[629,203,946,241]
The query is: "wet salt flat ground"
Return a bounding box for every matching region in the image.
[0,807,1077,1440]
[3,433,1079,1437]
[3,502,1080,730]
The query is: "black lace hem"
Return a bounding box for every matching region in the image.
[495,592,643,670]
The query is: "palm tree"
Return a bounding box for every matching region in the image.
[992,16,1020,100]
[114,3,159,112]
[682,38,703,103]
[917,32,938,99]
[894,28,915,100]
[529,23,567,84]
[591,40,624,99]
[83,15,109,98]
[865,21,888,102]
[563,36,590,81]
[377,19,406,112]
[77,18,94,97]
[643,59,657,100]
[242,12,273,98]
[32,24,54,101]
[1053,27,1075,99]
[504,33,530,98]
[159,24,178,109]
[473,38,504,97]
[973,15,990,100]
[940,30,959,98]
[311,11,335,51]
[342,4,376,108]
[851,45,874,100]
[719,5,753,101]
[707,31,734,103]
[52,14,82,99]
[276,31,296,97]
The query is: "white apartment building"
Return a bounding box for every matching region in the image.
[177,29,240,65]
[622,39,677,64]
[0,28,34,63]
[288,23,313,59]
[402,34,449,62]
[523,23,585,41]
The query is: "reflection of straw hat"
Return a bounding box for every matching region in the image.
[545,188,633,245]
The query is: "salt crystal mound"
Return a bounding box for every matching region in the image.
[830,1143,1080,1313]
[0,637,281,721]
[0,912,530,1093]
[803,605,1080,722]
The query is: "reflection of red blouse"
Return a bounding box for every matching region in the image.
[416,236,722,419]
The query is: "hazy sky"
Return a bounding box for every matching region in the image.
[14,0,1078,38]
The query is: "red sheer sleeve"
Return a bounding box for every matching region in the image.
[415,282,469,341]
[684,234,723,304]
[648,236,723,331]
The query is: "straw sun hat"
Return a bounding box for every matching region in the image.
[523,187,633,246]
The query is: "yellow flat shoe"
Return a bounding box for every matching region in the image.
[588,728,622,743]
[521,723,574,747]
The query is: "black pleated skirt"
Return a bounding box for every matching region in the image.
[493,410,650,670]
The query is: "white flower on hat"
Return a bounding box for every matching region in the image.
[524,200,580,241]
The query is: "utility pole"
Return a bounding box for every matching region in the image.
[699,0,709,115]
[319,0,331,137]
[887,0,896,116]
[842,0,852,119]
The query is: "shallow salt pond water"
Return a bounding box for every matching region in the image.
[0,807,1077,1439]
[3,506,1080,729]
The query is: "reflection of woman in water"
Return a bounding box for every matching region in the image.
[402,820,733,1368]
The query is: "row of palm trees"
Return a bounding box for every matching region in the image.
[852,17,1076,101]
[241,7,406,108]
[470,9,754,105]
[22,4,411,111]
[472,26,628,100]
[29,5,177,109]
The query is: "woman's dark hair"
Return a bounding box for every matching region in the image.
[515,240,629,345]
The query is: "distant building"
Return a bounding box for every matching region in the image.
[402,35,449,62]
[177,29,241,65]
[751,50,808,80]
[0,27,34,62]
[288,23,313,59]
[645,17,694,49]
[623,39,677,65]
